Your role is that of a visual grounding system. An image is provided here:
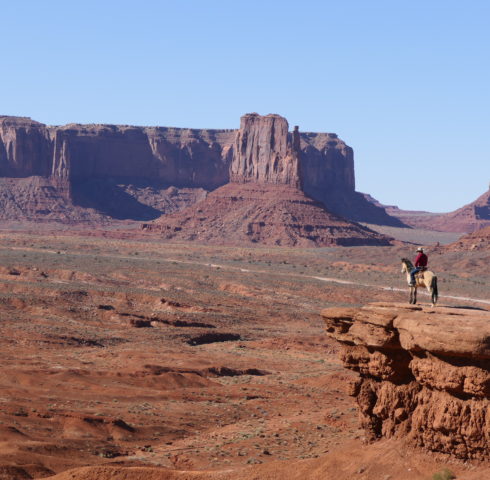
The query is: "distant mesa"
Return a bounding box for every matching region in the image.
[0,112,425,243]
[144,113,391,247]
[365,187,490,233]
[435,187,490,232]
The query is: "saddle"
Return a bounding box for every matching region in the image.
[415,267,427,279]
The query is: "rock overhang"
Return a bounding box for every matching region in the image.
[322,302,490,460]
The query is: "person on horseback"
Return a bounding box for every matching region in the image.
[410,247,428,286]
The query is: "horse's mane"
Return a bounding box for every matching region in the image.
[401,258,414,269]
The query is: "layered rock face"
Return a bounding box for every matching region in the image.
[0,116,235,221]
[1,114,352,192]
[0,116,52,177]
[322,303,490,460]
[0,116,235,188]
[230,113,301,188]
[50,124,235,189]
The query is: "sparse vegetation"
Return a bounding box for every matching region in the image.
[0,231,487,476]
[432,468,456,480]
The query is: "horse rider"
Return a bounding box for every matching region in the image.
[410,247,428,286]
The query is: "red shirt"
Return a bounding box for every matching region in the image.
[414,252,428,267]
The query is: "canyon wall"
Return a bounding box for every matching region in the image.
[322,303,490,460]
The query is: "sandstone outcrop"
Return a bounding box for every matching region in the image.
[0,114,401,226]
[0,116,52,177]
[0,116,235,188]
[146,114,391,246]
[230,113,301,188]
[322,302,490,460]
[50,123,235,189]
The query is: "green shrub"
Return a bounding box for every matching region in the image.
[432,468,456,480]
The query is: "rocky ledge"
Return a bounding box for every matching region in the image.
[322,302,490,460]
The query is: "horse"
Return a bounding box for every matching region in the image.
[401,258,438,306]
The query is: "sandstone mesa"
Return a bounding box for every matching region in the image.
[0,113,402,232]
[144,113,391,246]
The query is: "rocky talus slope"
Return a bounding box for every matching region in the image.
[146,114,391,246]
[144,183,389,246]
[322,302,490,460]
[0,114,401,226]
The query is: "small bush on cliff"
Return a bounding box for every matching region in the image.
[432,468,456,480]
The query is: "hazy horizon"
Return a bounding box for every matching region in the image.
[1,0,488,212]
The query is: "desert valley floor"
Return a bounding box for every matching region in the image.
[0,227,488,480]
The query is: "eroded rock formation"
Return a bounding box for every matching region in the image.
[0,114,402,226]
[146,114,391,246]
[322,302,490,460]
[0,116,234,188]
[0,116,52,177]
[230,113,301,188]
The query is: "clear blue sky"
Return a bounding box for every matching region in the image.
[1,0,488,212]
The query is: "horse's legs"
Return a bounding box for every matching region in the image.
[409,286,416,304]
[431,287,437,307]
[409,287,417,304]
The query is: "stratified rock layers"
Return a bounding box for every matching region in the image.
[322,303,490,460]
[0,116,235,188]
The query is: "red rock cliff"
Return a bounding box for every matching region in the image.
[230,113,301,188]
[0,115,357,195]
[0,116,52,177]
[49,124,235,189]
[322,303,490,460]
[0,114,401,225]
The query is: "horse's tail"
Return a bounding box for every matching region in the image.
[431,276,438,305]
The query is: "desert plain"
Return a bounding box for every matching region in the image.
[0,225,488,480]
